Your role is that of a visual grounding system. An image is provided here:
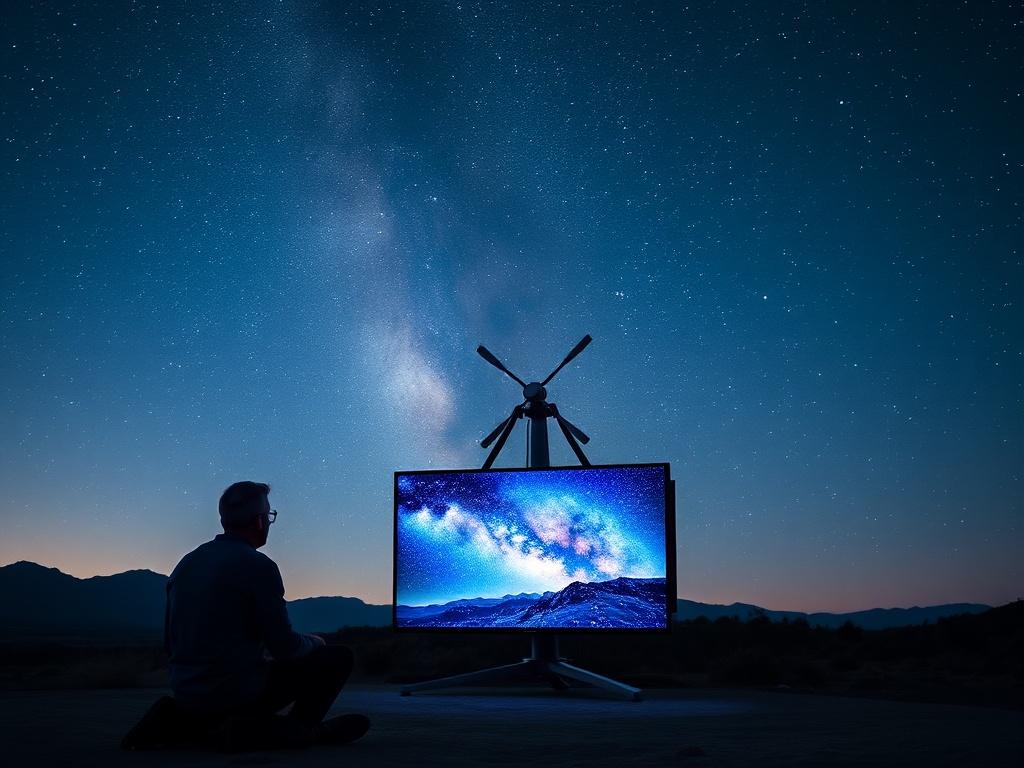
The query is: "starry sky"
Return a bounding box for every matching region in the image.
[1,1,1020,613]
[395,466,668,606]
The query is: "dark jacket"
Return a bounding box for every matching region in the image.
[165,533,318,712]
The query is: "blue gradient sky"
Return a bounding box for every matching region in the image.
[396,466,667,606]
[1,2,1020,611]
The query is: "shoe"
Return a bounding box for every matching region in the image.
[316,713,370,745]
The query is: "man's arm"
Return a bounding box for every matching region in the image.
[253,560,322,660]
[163,579,171,656]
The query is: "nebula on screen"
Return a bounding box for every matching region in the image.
[395,465,669,630]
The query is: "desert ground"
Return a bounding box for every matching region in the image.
[0,684,1020,767]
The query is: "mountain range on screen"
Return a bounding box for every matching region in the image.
[396,576,668,629]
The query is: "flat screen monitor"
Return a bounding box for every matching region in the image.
[393,463,674,632]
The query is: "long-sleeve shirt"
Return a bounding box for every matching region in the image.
[165,533,319,712]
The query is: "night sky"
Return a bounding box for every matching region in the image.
[395,466,667,606]
[1,1,1020,612]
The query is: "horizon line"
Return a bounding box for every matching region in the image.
[1,559,1003,615]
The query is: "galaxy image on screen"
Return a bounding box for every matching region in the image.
[395,465,668,630]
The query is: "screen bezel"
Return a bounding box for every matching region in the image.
[392,462,674,634]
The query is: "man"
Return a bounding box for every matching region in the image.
[126,481,369,750]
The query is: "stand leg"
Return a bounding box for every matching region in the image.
[399,635,644,700]
[546,661,643,701]
[400,660,535,696]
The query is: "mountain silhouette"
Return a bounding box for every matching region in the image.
[0,561,166,635]
[0,561,994,637]
[674,598,992,630]
[0,561,388,638]
[286,595,391,632]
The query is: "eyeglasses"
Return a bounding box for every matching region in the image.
[266,509,278,524]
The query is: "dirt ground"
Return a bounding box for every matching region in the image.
[0,684,1021,767]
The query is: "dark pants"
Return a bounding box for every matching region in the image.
[251,645,354,726]
[123,646,355,750]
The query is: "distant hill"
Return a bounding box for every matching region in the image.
[0,561,389,638]
[675,598,992,630]
[0,561,994,638]
[0,561,166,636]
[286,596,391,633]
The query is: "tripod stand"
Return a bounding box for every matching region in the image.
[399,336,642,701]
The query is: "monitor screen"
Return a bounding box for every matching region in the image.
[394,463,672,631]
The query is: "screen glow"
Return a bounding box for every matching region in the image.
[394,464,669,630]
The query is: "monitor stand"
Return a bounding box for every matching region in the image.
[399,634,642,701]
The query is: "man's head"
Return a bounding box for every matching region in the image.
[219,481,273,548]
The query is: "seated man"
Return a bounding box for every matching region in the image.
[126,481,368,750]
